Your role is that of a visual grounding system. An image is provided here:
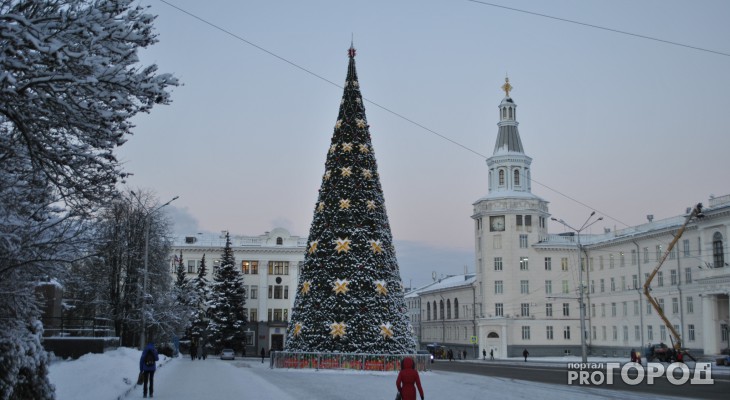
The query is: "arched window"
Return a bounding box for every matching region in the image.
[454,298,459,319]
[447,299,451,319]
[502,108,506,119]
[440,300,444,320]
[427,302,431,321]
[487,332,500,338]
[498,170,505,186]
[276,237,283,245]
[433,301,437,320]
[713,232,724,268]
[514,169,520,186]
[508,107,513,119]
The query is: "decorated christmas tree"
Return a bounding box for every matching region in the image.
[286,46,416,354]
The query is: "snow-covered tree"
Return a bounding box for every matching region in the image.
[207,233,247,352]
[0,1,177,396]
[285,47,416,354]
[188,254,212,344]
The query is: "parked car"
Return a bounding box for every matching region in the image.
[220,349,235,360]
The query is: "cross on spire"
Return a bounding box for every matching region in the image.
[501,76,513,97]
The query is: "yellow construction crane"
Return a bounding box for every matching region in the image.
[643,203,703,362]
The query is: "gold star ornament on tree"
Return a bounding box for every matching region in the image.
[334,238,351,253]
[330,321,346,338]
[293,322,303,337]
[301,281,312,294]
[356,118,366,128]
[366,200,376,211]
[369,239,383,254]
[333,278,350,295]
[358,144,369,153]
[339,199,351,210]
[340,166,352,177]
[308,241,318,254]
[341,142,353,152]
[379,322,394,339]
[374,280,388,295]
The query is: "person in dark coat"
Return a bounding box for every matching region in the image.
[140,342,159,398]
[261,347,266,363]
[522,348,529,362]
[396,357,424,400]
[490,349,494,360]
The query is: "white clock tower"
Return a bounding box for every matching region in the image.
[472,78,550,357]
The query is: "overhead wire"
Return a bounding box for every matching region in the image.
[154,0,717,268]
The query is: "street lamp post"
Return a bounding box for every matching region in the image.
[132,192,179,349]
[551,212,603,363]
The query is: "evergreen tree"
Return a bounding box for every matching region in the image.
[286,46,416,354]
[175,250,188,290]
[189,254,211,343]
[208,233,247,352]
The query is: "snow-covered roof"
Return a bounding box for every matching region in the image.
[171,228,307,248]
[418,274,476,295]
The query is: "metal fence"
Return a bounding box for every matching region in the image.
[270,351,430,371]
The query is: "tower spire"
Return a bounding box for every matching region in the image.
[501,76,512,97]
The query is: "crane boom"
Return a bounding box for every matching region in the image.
[643,203,703,357]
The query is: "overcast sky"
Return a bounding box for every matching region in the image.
[120,0,730,287]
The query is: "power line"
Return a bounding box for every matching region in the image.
[466,0,730,58]
[154,0,700,233]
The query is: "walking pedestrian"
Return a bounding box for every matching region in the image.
[490,349,494,360]
[482,349,486,360]
[522,348,529,362]
[261,347,266,363]
[139,341,159,398]
[396,357,424,400]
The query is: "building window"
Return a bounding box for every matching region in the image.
[498,170,505,186]
[643,247,649,263]
[657,272,664,287]
[722,324,729,343]
[609,254,615,269]
[687,296,694,313]
[647,325,653,341]
[688,324,695,341]
[633,300,639,315]
[250,286,258,299]
[658,298,664,313]
[495,303,503,317]
[612,326,618,341]
[245,331,254,346]
[547,326,554,340]
[611,302,617,317]
[514,169,520,185]
[599,256,604,270]
[494,257,503,271]
[242,260,258,274]
[646,302,652,315]
[546,303,553,317]
[516,215,523,226]
[635,325,640,340]
[519,234,528,248]
[494,280,503,294]
[268,261,289,275]
[440,300,444,319]
[520,280,529,294]
[447,299,451,319]
[600,279,605,292]
[521,326,530,340]
[561,257,568,271]
[187,260,196,274]
[562,303,570,317]
[610,277,616,291]
[521,303,530,317]
[591,303,595,317]
[454,299,459,319]
[632,274,638,289]
[672,297,679,314]
[525,215,532,226]
[685,267,692,284]
[713,232,725,268]
[660,325,667,341]
[426,303,431,321]
[276,237,283,245]
[544,257,552,271]
[601,303,606,317]
[562,280,569,294]
[670,270,677,285]
[631,249,637,265]
[545,280,552,294]
[520,257,529,270]
[564,326,571,340]
[620,252,625,267]
[683,239,690,257]
[590,280,595,294]
[621,276,626,291]
[250,309,258,322]
[622,301,628,316]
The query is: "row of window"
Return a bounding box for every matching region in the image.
[243,308,289,322]
[177,259,298,275]
[591,296,695,318]
[425,298,460,321]
[519,324,703,342]
[493,256,570,271]
[241,285,290,300]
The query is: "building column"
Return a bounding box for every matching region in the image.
[701,294,719,354]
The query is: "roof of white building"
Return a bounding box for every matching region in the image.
[418,274,476,295]
[171,227,307,248]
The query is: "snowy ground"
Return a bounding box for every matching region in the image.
[49,348,728,400]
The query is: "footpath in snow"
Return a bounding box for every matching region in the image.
[49,348,726,400]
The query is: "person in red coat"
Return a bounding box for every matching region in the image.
[396,357,424,400]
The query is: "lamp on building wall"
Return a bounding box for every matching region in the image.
[132,191,179,350]
[551,211,603,363]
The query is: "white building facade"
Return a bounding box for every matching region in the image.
[421,79,730,358]
[170,227,306,354]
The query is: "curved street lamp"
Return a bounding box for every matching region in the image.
[551,211,603,363]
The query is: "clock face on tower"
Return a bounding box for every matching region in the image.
[490,215,505,232]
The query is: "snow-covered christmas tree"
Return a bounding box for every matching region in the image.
[207,233,247,352]
[286,46,416,354]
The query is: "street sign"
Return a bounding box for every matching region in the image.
[470,336,478,344]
